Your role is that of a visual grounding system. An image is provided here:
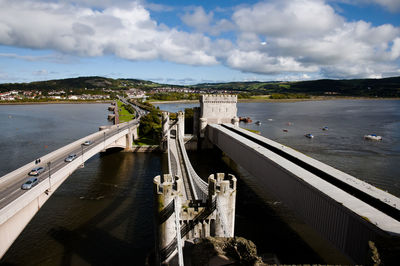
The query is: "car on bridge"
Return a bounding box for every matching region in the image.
[83,140,93,146]
[28,167,45,176]
[65,154,77,162]
[21,177,39,190]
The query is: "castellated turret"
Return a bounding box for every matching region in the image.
[153,174,183,264]
[208,173,237,237]
[199,94,239,137]
[154,172,237,264]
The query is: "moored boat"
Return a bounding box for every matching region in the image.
[305,133,314,139]
[364,134,382,141]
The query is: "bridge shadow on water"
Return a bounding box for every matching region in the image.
[47,151,158,265]
[48,151,158,265]
[1,151,161,266]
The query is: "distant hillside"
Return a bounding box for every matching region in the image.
[193,76,400,97]
[0,76,161,92]
[290,77,400,97]
[1,76,399,97]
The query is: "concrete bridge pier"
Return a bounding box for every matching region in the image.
[124,126,138,151]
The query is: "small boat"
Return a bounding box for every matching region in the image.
[239,117,252,123]
[268,118,273,121]
[287,122,293,126]
[364,134,382,141]
[305,133,314,139]
[283,129,288,132]
[255,121,261,125]
[322,126,328,131]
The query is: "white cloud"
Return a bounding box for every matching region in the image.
[233,0,344,38]
[0,52,75,63]
[226,50,319,74]
[181,6,234,35]
[181,7,213,32]
[0,0,217,65]
[0,0,400,81]
[33,69,49,76]
[226,0,400,78]
[371,0,400,12]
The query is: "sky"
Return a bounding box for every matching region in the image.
[0,0,400,85]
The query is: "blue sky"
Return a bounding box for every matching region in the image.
[0,0,400,85]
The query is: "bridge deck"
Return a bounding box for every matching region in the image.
[168,134,193,201]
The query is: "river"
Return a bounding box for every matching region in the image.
[157,99,400,198]
[0,100,399,265]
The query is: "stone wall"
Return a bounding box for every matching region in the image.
[199,95,239,137]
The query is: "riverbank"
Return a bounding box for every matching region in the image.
[0,100,112,105]
[150,96,400,104]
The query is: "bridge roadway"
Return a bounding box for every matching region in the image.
[207,123,400,263]
[0,115,140,258]
[0,119,138,209]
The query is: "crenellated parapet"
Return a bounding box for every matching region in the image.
[208,173,237,237]
[153,174,184,264]
[153,172,237,264]
[199,94,239,137]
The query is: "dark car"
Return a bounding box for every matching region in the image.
[28,167,45,176]
[65,154,77,162]
[21,177,39,190]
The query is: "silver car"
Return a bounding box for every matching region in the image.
[65,154,77,162]
[29,166,45,176]
[21,177,39,190]
[83,140,93,146]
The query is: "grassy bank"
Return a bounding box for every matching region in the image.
[117,100,135,123]
[133,136,159,146]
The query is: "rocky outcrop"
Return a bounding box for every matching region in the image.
[183,236,265,266]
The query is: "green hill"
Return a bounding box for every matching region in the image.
[194,76,400,97]
[1,75,399,97]
[0,76,161,92]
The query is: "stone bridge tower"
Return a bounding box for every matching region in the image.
[199,95,239,137]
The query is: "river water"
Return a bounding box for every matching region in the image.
[158,100,400,197]
[0,100,399,265]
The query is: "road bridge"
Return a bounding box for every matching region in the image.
[0,100,142,258]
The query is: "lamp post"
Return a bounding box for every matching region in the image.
[103,131,106,149]
[47,161,51,191]
[81,144,84,167]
